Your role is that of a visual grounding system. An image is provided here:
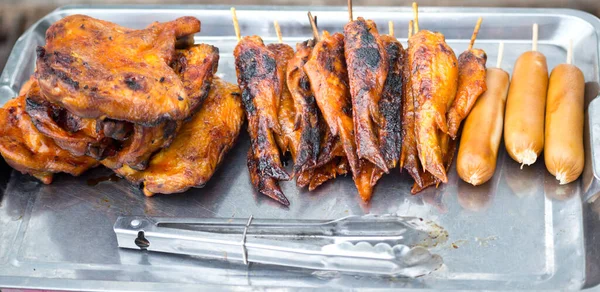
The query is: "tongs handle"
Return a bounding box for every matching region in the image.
[114,215,443,277]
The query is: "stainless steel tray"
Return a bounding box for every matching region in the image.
[1,5,600,291]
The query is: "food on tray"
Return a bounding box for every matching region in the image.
[407,3,459,184]
[447,17,487,139]
[504,23,548,167]
[544,40,585,184]
[115,78,245,196]
[0,94,98,184]
[344,16,389,172]
[35,15,202,124]
[457,43,510,186]
[0,15,243,197]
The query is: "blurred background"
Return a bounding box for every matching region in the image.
[1,0,600,71]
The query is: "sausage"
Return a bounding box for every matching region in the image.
[457,68,510,185]
[504,51,548,166]
[544,63,585,184]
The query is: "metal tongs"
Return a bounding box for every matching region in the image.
[114,215,444,278]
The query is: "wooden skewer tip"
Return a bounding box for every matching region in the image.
[389,21,394,37]
[231,7,241,42]
[496,41,504,69]
[308,11,320,42]
[348,0,353,22]
[408,20,413,38]
[274,20,283,43]
[532,23,539,52]
[567,39,573,64]
[468,17,483,50]
[412,2,419,33]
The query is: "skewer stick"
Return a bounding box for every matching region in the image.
[231,7,241,42]
[532,23,538,52]
[274,20,283,43]
[412,2,419,33]
[389,21,394,38]
[408,20,413,38]
[308,12,320,42]
[567,39,573,64]
[348,0,353,22]
[468,17,483,50]
[496,42,504,69]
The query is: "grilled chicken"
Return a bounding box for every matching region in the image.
[411,134,456,194]
[0,94,97,184]
[379,34,405,170]
[304,31,359,175]
[286,40,321,172]
[116,78,244,196]
[304,31,382,201]
[297,157,349,191]
[344,18,389,171]
[25,80,118,160]
[408,30,458,183]
[447,48,487,138]
[235,36,290,204]
[35,15,201,125]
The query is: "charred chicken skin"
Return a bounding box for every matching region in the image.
[116,78,244,196]
[379,34,405,170]
[408,30,458,183]
[286,40,321,172]
[343,18,389,172]
[0,94,97,184]
[304,31,359,175]
[35,15,201,125]
[447,48,487,139]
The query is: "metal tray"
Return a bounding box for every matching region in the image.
[1,5,600,291]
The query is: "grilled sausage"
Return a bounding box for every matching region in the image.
[457,68,510,185]
[544,63,585,184]
[504,51,548,166]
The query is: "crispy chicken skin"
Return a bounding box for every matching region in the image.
[0,95,97,184]
[379,34,405,170]
[408,30,458,183]
[170,44,220,114]
[25,80,117,159]
[116,78,244,196]
[286,40,321,172]
[344,18,389,171]
[234,36,289,181]
[411,134,456,194]
[304,31,359,175]
[35,15,201,125]
[400,40,424,187]
[297,157,349,191]
[447,48,487,139]
[101,120,179,170]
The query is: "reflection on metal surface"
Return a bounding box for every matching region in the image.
[0,5,598,291]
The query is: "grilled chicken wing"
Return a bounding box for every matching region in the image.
[297,157,350,191]
[408,30,458,183]
[116,78,244,196]
[286,40,321,172]
[411,133,456,194]
[379,34,405,170]
[235,36,289,181]
[35,15,201,125]
[344,18,389,171]
[25,80,118,159]
[400,42,424,187]
[304,31,359,175]
[447,48,487,138]
[0,95,97,184]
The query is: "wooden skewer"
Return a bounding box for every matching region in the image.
[567,39,573,64]
[231,7,241,42]
[348,0,353,22]
[496,41,504,68]
[307,12,320,42]
[274,20,283,43]
[532,23,538,52]
[412,2,419,33]
[468,17,483,50]
[408,20,413,38]
[389,21,394,38]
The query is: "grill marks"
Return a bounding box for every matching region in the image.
[343,17,389,172]
[234,36,290,205]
